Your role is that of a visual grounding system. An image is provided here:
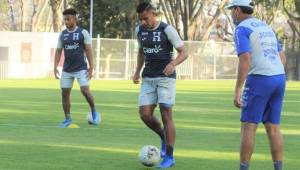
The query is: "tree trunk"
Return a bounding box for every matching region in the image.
[45,9,52,32]
[31,0,48,31]
[159,0,230,41]
[200,0,228,40]
[30,1,37,31]
[8,1,17,31]
[49,0,63,32]
[295,0,300,15]
[20,0,26,31]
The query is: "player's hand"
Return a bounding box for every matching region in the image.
[163,63,175,76]
[234,90,242,108]
[54,68,60,79]
[132,72,140,84]
[87,67,93,80]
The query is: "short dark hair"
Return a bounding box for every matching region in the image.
[63,8,77,16]
[136,2,155,13]
[233,5,254,14]
[239,6,254,14]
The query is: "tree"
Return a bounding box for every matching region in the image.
[69,0,143,38]
[0,0,10,30]
[159,0,229,41]
[20,0,27,31]
[30,0,48,31]
[254,0,281,25]
[49,0,63,32]
[283,0,300,79]
[8,0,17,30]
[18,0,53,32]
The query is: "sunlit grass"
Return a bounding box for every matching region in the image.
[0,79,299,170]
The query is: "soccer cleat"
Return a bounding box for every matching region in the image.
[160,140,167,158]
[91,111,101,125]
[59,118,72,128]
[157,156,175,169]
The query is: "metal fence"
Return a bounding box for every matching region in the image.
[0,62,8,80]
[91,38,238,80]
[0,31,238,80]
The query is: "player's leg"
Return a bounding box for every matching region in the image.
[157,77,176,168]
[80,86,96,112]
[240,122,257,170]
[239,75,270,170]
[59,71,74,127]
[139,78,166,151]
[62,88,72,119]
[159,105,175,154]
[77,70,100,125]
[264,123,283,170]
[139,105,165,141]
[263,74,285,170]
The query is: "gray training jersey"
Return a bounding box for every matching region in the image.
[234,17,285,76]
[57,27,92,73]
[135,22,184,78]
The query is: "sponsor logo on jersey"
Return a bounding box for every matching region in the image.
[65,43,80,50]
[143,45,163,54]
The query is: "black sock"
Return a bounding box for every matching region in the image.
[158,129,165,142]
[65,113,71,120]
[166,145,173,157]
[274,160,282,170]
[240,163,249,170]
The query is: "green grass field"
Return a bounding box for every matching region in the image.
[0,80,299,170]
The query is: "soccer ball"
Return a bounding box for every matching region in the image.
[86,113,93,124]
[138,145,161,167]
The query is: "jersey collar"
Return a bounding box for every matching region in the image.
[66,26,78,33]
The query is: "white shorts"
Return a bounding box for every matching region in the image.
[60,70,89,88]
[139,77,176,107]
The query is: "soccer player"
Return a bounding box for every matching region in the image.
[133,2,187,168]
[54,8,100,128]
[226,0,286,170]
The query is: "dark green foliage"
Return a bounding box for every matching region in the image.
[69,0,143,38]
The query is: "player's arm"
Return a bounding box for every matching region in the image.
[163,26,187,76]
[279,51,286,68]
[133,48,145,84]
[83,29,93,80]
[132,26,144,84]
[233,26,252,108]
[54,33,63,79]
[85,44,93,80]
[277,41,286,68]
[173,47,187,66]
[234,53,251,108]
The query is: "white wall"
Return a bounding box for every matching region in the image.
[0,32,59,79]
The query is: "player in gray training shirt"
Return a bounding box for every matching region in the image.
[133,2,187,168]
[54,8,100,128]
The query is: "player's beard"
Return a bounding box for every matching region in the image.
[66,23,76,31]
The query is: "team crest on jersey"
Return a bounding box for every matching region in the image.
[152,32,161,42]
[73,33,80,40]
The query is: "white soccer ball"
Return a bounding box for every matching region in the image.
[86,113,93,124]
[138,145,161,167]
